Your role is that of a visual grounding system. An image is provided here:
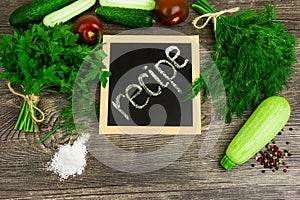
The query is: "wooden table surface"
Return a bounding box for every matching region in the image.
[0,0,299,199]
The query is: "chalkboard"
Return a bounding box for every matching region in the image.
[100,35,201,135]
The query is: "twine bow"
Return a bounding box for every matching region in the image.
[192,7,240,32]
[8,81,45,131]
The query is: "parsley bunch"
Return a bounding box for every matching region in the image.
[191,0,297,122]
[0,23,110,138]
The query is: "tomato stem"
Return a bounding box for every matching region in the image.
[88,31,95,38]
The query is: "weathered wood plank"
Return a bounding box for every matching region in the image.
[0,0,299,199]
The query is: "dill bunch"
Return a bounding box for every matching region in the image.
[191,0,297,123]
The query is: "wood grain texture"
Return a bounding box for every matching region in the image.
[0,0,299,199]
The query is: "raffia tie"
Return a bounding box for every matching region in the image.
[7,81,45,130]
[192,7,240,32]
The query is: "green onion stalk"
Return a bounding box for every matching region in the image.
[8,82,43,133]
[14,100,38,132]
[191,0,297,123]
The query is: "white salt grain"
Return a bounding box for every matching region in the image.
[47,133,90,181]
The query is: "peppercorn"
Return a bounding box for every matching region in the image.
[283,162,286,166]
[255,143,291,173]
[278,132,282,135]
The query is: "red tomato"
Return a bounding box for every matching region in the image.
[74,15,104,45]
[155,0,189,25]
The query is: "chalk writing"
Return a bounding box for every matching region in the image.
[111,45,189,121]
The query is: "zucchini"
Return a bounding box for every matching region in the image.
[99,0,156,11]
[95,6,153,28]
[221,96,291,170]
[9,0,71,28]
[43,0,96,27]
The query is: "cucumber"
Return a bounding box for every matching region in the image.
[9,0,71,28]
[43,0,96,27]
[95,6,153,28]
[99,0,156,11]
[221,96,291,170]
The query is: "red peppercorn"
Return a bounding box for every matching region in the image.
[277,152,281,156]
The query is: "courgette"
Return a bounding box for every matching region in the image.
[95,6,153,28]
[43,0,96,27]
[99,0,156,11]
[9,0,71,28]
[221,96,291,170]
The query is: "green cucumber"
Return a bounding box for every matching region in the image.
[99,0,156,11]
[95,6,153,28]
[43,0,96,27]
[9,0,71,28]
[221,96,291,170]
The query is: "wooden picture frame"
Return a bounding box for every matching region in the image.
[100,35,201,135]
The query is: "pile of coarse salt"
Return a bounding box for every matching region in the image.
[47,133,90,181]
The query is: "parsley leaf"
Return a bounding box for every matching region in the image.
[0,23,111,139]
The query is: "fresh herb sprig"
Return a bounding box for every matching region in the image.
[191,0,297,122]
[38,45,112,144]
[0,23,111,140]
